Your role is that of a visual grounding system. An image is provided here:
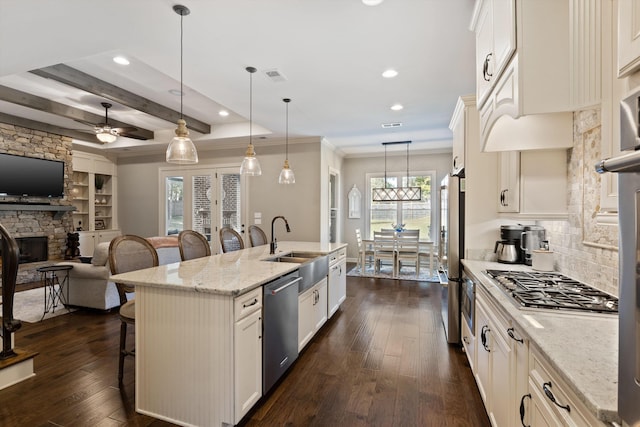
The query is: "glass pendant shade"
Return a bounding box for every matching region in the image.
[279,159,295,184]
[166,5,198,165]
[240,142,261,175]
[278,98,295,184]
[166,119,198,164]
[240,66,261,175]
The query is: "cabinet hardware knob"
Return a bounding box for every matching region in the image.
[542,382,570,413]
[507,327,524,343]
[483,53,493,81]
[519,393,531,427]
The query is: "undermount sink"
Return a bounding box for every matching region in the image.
[265,251,329,294]
[267,251,324,263]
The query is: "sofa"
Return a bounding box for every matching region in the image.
[57,236,181,310]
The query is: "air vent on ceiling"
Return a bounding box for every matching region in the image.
[381,122,403,128]
[264,69,287,83]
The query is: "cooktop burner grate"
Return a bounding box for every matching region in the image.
[485,270,618,313]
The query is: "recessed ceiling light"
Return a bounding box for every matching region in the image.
[113,56,130,66]
[362,0,384,6]
[219,110,229,117]
[391,104,403,111]
[382,69,398,78]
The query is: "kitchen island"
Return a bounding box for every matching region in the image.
[111,241,347,427]
[462,260,619,426]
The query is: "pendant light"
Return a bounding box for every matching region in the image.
[240,66,261,175]
[278,98,295,184]
[372,141,422,201]
[166,4,199,164]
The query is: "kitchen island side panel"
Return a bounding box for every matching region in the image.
[136,285,235,427]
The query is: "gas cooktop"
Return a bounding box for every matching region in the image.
[484,270,618,314]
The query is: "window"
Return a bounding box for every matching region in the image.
[366,171,435,240]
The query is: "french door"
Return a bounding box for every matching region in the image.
[161,166,247,254]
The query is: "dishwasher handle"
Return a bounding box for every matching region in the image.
[271,277,302,295]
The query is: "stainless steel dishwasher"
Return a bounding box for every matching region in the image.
[262,270,301,393]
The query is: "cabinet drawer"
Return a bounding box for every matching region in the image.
[328,248,346,266]
[234,288,262,322]
[528,347,604,427]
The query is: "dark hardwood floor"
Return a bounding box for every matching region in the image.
[0,273,490,427]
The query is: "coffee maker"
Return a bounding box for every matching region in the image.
[494,225,524,263]
[520,225,546,266]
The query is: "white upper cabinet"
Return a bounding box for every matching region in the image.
[618,0,640,77]
[474,0,516,108]
[471,0,574,152]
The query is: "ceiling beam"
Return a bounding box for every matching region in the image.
[30,64,211,135]
[0,111,104,143]
[0,85,154,140]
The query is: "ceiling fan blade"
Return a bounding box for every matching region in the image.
[118,131,149,140]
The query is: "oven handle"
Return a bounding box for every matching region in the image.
[596,150,640,174]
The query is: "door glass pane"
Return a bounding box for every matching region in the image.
[192,175,212,242]
[220,172,241,231]
[166,176,184,235]
[402,175,432,240]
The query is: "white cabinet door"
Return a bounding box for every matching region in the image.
[497,151,519,213]
[451,100,467,173]
[328,258,347,318]
[461,319,476,373]
[298,286,315,352]
[313,279,328,332]
[474,0,516,107]
[618,0,640,77]
[234,309,262,422]
[77,231,96,257]
[489,328,511,427]
[475,299,491,405]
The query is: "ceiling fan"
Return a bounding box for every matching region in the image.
[79,102,141,143]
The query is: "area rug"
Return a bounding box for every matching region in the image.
[347,264,440,282]
[0,286,75,323]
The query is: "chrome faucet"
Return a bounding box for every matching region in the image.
[270,216,291,254]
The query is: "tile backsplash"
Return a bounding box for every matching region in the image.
[539,109,619,297]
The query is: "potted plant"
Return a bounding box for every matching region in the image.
[95,175,104,194]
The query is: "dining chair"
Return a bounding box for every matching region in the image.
[373,230,396,276]
[178,229,211,261]
[396,230,420,276]
[109,234,159,384]
[248,225,268,247]
[219,227,245,253]
[355,228,374,271]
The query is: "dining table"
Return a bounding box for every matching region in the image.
[360,235,437,278]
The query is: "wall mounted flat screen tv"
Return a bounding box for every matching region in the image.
[0,153,65,198]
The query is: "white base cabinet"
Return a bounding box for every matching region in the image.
[298,278,328,352]
[328,247,347,318]
[473,285,529,427]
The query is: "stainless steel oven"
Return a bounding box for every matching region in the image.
[461,270,475,336]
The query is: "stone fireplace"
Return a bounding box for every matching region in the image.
[0,123,74,284]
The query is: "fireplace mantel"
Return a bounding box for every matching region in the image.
[0,204,75,219]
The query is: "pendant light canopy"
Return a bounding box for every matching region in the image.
[240,66,261,175]
[166,4,199,165]
[372,141,422,202]
[278,98,295,184]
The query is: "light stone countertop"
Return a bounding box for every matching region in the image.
[462,259,619,425]
[110,241,347,297]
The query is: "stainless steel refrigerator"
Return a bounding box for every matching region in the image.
[439,173,464,344]
[597,89,640,426]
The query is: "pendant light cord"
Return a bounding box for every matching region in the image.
[384,144,388,188]
[249,70,253,145]
[285,101,289,160]
[406,143,409,186]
